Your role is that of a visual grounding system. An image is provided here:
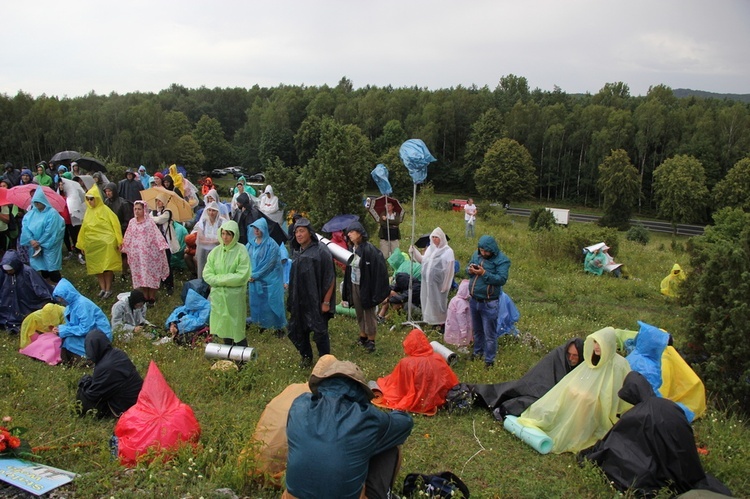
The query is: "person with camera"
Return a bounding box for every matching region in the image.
[467,235,511,369]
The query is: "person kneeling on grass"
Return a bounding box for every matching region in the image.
[76,329,143,419]
[111,289,153,342]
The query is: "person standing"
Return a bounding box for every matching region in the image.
[378,201,402,258]
[287,218,335,368]
[467,235,510,368]
[409,227,455,330]
[343,221,390,353]
[137,165,151,190]
[19,187,65,284]
[120,201,170,302]
[246,218,287,335]
[117,169,143,203]
[34,163,53,187]
[464,198,477,238]
[202,220,252,347]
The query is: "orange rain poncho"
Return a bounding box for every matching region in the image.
[376,329,459,415]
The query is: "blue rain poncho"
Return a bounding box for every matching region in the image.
[52,278,112,357]
[400,139,436,184]
[371,164,392,195]
[165,288,211,334]
[246,218,287,330]
[202,220,251,343]
[19,187,65,273]
[517,326,631,453]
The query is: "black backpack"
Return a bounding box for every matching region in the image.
[403,471,470,498]
[444,383,476,413]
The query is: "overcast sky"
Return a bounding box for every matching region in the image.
[3,0,748,99]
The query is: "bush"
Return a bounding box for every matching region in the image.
[626,224,650,245]
[682,208,750,415]
[533,224,619,263]
[528,207,557,231]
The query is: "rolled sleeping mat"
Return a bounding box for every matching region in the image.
[430,341,458,366]
[204,342,258,362]
[317,234,355,266]
[336,304,357,317]
[503,415,553,454]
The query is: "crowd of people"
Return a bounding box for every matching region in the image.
[0,159,724,498]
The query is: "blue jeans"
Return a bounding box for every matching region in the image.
[465,220,475,238]
[470,298,499,363]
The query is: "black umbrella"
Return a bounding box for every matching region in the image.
[414,233,451,249]
[322,214,359,233]
[50,150,81,163]
[74,156,107,173]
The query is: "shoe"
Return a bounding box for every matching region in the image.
[166,287,174,296]
[102,290,113,299]
[64,251,74,260]
[298,357,313,369]
[357,336,368,347]
[470,353,483,362]
[78,254,86,265]
[364,340,376,353]
[485,361,494,369]
[98,289,106,298]
[120,274,128,282]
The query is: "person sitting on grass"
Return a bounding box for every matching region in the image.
[111,289,153,342]
[76,329,143,419]
[0,250,53,335]
[165,288,211,341]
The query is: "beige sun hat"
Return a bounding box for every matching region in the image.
[308,357,374,400]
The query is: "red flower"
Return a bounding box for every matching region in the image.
[8,436,20,449]
[0,442,6,452]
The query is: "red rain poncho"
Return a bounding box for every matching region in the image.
[376,329,459,415]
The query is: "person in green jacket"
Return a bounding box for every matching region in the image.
[34,164,53,187]
[202,220,252,346]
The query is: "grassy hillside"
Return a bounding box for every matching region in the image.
[1,195,748,498]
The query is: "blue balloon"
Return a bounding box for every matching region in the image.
[399,139,436,184]
[371,164,392,195]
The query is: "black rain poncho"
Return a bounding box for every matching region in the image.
[0,250,53,330]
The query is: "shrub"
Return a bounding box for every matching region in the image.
[532,224,619,263]
[626,224,650,245]
[528,207,556,232]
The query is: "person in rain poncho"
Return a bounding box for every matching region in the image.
[409,227,455,327]
[467,234,510,368]
[111,289,151,341]
[258,185,283,226]
[51,278,112,364]
[387,247,421,280]
[202,220,251,346]
[471,338,584,421]
[444,279,472,349]
[660,263,686,297]
[201,176,215,197]
[19,302,65,349]
[167,164,185,196]
[377,272,421,323]
[165,288,211,337]
[343,221,390,353]
[579,371,732,497]
[76,329,143,419]
[120,201,170,302]
[0,250,53,334]
[246,217,287,333]
[19,186,65,284]
[137,165,151,190]
[287,218,335,368]
[583,247,608,276]
[77,185,123,299]
[626,321,706,422]
[517,326,631,453]
[375,328,459,416]
[150,193,180,296]
[34,164,53,187]
[59,177,87,264]
[192,201,226,280]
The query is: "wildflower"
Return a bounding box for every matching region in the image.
[2,416,11,423]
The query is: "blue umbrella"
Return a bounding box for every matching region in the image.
[400,139,436,185]
[322,214,360,233]
[371,164,392,196]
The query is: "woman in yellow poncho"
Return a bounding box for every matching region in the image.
[77,185,123,299]
[517,327,631,453]
[660,263,686,297]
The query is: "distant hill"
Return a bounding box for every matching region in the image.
[673,88,750,103]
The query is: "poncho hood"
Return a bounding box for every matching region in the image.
[388,248,406,272]
[403,329,433,357]
[85,329,112,363]
[31,186,53,210]
[249,217,270,243]
[104,182,119,199]
[618,371,655,406]
[584,327,618,368]
[236,192,253,209]
[477,235,500,256]
[455,279,470,300]
[1,250,24,274]
[219,219,240,250]
[346,221,369,241]
[53,278,82,306]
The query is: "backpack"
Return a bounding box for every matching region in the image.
[444,383,476,414]
[403,471,470,498]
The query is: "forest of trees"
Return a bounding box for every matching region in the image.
[2,75,749,223]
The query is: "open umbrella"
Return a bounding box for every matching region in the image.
[140,187,194,222]
[50,150,81,163]
[5,184,68,214]
[74,156,107,173]
[365,195,404,224]
[322,214,360,233]
[414,233,451,249]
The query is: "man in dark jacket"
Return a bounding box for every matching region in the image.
[233,192,287,246]
[467,235,510,368]
[76,329,143,418]
[287,218,335,368]
[342,221,390,353]
[117,169,143,203]
[3,162,21,187]
[103,182,133,236]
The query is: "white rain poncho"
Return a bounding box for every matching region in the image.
[192,201,227,280]
[410,227,454,325]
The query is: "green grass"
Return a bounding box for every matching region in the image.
[1,200,748,498]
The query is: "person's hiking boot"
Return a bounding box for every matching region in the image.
[78,254,86,265]
[364,340,376,353]
[298,357,313,369]
[64,251,74,260]
[484,361,494,369]
[357,336,368,347]
[470,352,483,362]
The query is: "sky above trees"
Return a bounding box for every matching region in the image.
[2,0,748,99]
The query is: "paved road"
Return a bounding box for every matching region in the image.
[505,208,705,237]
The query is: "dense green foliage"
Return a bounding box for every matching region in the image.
[3,77,750,217]
[475,138,536,205]
[596,149,640,229]
[683,208,750,414]
[528,207,557,231]
[626,224,651,245]
[653,154,710,225]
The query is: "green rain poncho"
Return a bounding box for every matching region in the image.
[387,247,421,280]
[517,327,631,453]
[202,220,251,343]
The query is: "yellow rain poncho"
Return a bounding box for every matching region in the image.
[77,186,123,275]
[518,327,631,453]
[19,303,65,348]
[660,264,686,297]
[660,346,706,419]
[202,220,251,343]
[168,164,185,197]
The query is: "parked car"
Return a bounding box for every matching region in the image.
[211,168,227,177]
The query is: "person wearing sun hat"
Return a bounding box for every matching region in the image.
[285,356,414,499]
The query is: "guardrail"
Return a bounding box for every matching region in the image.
[504,208,705,236]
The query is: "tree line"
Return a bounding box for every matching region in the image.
[2,75,749,224]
